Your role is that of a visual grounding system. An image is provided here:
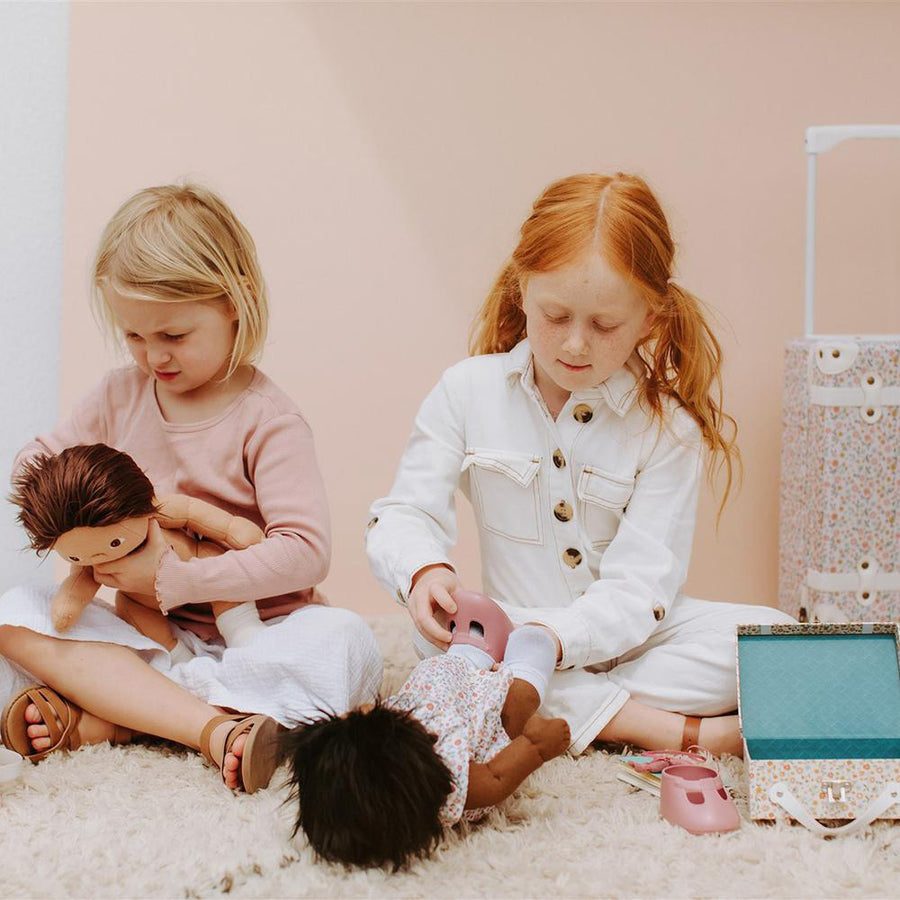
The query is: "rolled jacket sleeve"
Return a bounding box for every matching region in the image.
[524,413,704,669]
[366,370,465,604]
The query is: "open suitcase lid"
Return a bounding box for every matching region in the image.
[736,624,900,760]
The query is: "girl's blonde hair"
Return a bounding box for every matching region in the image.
[93,183,268,377]
[469,173,740,515]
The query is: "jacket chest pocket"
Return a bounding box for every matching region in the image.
[461,449,543,544]
[577,466,635,550]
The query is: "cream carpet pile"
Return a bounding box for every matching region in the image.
[1,615,899,898]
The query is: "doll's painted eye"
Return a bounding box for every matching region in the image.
[110,538,122,548]
[69,556,80,562]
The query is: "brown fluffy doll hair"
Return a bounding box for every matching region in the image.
[10,444,157,553]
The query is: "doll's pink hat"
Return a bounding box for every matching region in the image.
[448,591,514,663]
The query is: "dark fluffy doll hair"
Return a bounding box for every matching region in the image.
[10,444,157,552]
[280,701,453,870]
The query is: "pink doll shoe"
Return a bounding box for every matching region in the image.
[449,590,515,663]
[659,764,741,835]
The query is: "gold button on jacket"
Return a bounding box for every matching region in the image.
[553,501,573,522]
[563,548,583,568]
[573,403,593,423]
[552,448,566,468]
[653,605,666,621]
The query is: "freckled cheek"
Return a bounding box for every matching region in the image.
[596,334,633,368]
[529,322,561,355]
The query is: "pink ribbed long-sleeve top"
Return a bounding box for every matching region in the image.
[12,366,330,639]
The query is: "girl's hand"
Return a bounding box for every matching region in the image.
[92,518,170,604]
[408,564,461,650]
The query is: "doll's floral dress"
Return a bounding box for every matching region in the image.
[388,653,513,825]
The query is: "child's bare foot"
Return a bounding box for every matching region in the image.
[696,714,743,757]
[522,714,571,761]
[501,677,541,739]
[24,701,132,753]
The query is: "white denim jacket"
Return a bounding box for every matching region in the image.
[366,339,703,670]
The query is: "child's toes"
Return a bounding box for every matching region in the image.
[24,703,43,724]
[230,732,248,758]
[31,735,52,751]
[223,752,240,789]
[26,723,49,740]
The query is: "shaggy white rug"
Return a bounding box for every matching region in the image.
[2,615,899,899]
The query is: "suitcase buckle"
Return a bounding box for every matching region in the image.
[822,780,852,804]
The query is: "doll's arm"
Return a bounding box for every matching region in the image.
[464,715,570,809]
[51,564,102,632]
[153,494,264,549]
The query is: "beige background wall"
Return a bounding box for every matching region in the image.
[58,2,900,615]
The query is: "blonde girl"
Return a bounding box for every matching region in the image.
[0,184,382,791]
[367,173,793,757]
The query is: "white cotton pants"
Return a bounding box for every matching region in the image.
[0,584,383,726]
[413,593,795,755]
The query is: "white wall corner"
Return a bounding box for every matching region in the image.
[0,2,71,590]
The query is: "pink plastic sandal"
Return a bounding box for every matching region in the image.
[449,590,515,663]
[659,764,740,835]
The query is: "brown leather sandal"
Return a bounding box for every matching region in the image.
[0,684,129,763]
[681,715,702,752]
[199,713,282,794]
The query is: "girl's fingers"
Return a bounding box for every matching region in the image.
[431,584,458,615]
[415,600,452,645]
[418,614,451,648]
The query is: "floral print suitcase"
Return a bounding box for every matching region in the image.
[778,126,900,623]
[737,623,900,836]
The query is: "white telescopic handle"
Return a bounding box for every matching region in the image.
[804,125,900,337]
[806,125,900,155]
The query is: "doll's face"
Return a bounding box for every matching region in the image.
[53,516,150,566]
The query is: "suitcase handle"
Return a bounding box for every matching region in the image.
[804,124,900,337]
[769,781,900,838]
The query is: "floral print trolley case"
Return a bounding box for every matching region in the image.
[778,126,900,624]
[737,623,900,836]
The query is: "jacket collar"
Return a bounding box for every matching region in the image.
[504,338,643,417]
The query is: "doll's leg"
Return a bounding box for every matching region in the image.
[115,592,194,665]
[0,625,255,788]
[501,626,558,738]
[210,600,265,648]
[115,591,178,651]
[501,679,542,739]
[197,539,265,648]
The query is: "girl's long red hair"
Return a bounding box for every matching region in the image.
[469,173,740,517]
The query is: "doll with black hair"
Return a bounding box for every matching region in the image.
[282,592,570,869]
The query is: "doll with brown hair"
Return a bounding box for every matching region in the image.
[10,443,268,656]
[281,594,571,870]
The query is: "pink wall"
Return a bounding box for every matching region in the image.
[60,2,900,615]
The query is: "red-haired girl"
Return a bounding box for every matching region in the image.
[367,173,793,758]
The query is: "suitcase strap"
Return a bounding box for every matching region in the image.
[804,558,900,612]
[809,381,900,425]
[769,781,900,837]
